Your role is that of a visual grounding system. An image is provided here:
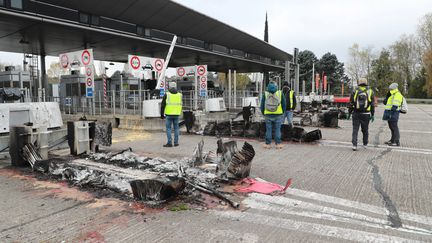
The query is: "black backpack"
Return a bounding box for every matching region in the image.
[355,88,371,112]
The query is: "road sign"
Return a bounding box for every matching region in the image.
[81,50,91,66]
[86,87,93,97]
[154,59,163,72]
[86,78,93,87]
[127,55,165,79]
[199,75,207,97]
[86,67,92,76]
[59,49,93,69]
[60,54,69,68]
[130,56,141,70]
[197,65,206,76]
[177,67,185,77]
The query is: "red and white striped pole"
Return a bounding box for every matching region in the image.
[103,74,107,109]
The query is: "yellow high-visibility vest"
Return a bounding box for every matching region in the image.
[264,90,283,115]
[164,92,182,115]
[353,87,373,112]
[288,90,294,109]
[385,89,403,111]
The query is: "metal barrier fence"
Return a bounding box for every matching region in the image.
[38,89,258,116]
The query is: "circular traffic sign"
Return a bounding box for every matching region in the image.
[81,50,91,66]
[86,67,92,76]
[60,54,69,68]
[86,78,93,87]
[200,76,207,82]
[154,59,163,72]
[130,56,141,70]
[160,81,164,88]
[177,67,185,77]
[201,83,207,89]
[197,65,206,76]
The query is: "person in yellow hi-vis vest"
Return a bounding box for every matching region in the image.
[260,82,286,149]
[382,83,404,147]
[160,82,182,147]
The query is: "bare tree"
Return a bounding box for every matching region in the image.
[346,44,375,86]
[418,13,432,52]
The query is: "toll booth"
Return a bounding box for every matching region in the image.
[0,67,31,89]
[59,72,90,113]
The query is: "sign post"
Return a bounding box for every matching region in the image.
[59,49,94,98]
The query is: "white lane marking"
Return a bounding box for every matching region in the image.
[399,130,432,134]
[210,229,259,243]
[213,210,423,243]
[287,188,432,227]
[246,194,432,235]
[320,140,432,155]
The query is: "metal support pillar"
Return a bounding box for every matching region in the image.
[40,54,47,98]
[228,69,232,109]
[233,70,237,108]
[295,64,300,96]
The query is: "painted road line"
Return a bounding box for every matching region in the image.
[285,189,432,227]
[320,140,432,155]
[245,194,432,235]
[213,210,424,242]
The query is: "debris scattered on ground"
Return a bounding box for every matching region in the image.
[235,178,292,195]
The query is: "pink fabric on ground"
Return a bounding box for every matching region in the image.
[235,178,292,195]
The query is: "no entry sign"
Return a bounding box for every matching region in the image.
[177,67,185,77]
[130,56,141,70]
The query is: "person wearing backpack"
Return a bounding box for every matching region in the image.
[282,81,296,128]
[382,82,406,147]
[348,78,375,151]
[260,81,286,149]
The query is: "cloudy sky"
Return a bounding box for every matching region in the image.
[1,0,431,74]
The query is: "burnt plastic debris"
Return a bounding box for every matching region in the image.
[216,121,231,137]
[203,122,216,136]
[322,111,339,128]
[227,142,255,179]
[231,121,245,137]
[244,122,260,138]
[130,177,186,201]
[0,88,22,102]
[191,139,205,166]
[9,125,33,167]
[216,139,255,179]
[22,143,43,167]
[95,122,112,147]
[301,129,322,142]
[291,127,306,142]
[281,124,292,141]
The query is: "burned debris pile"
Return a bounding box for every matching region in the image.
[203,121,322,143]
[26,139,256,208]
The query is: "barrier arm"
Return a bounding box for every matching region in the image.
[156,35,178,90]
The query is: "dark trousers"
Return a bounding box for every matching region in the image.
[352,112,370,146]
[388,121,400,143]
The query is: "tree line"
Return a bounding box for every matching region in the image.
[346,13,432,98]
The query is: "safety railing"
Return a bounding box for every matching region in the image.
[21,89,260,116]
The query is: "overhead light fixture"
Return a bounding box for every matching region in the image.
[19,38,29,45]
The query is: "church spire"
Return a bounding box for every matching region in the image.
[264,12,269,43]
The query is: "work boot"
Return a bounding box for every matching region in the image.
[174,143,179,147]
[352,145,357,151]
[389,142,400,147]
[276,144,284,149]
[163,143,173,148]
[384,140,393,145]
[263,143,271,149]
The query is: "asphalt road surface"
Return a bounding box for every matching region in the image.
[1,104,432,242]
